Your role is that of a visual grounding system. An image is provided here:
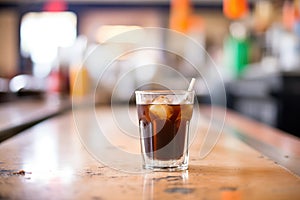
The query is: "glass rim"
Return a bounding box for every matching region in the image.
[135,90,194,95]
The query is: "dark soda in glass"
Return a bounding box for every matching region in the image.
[137,104,193,161]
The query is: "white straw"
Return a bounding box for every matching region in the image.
[187,78,196,92]
[181,78,196,103]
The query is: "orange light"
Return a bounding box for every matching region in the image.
[282,0,298,30]
[169,0,192,33]
[223,0,249,20]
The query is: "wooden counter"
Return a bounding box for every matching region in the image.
[0,96,70,142]
[0,106,299,199]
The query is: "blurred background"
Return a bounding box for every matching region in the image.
[0,0,299,136]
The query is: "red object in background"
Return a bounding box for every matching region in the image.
[43,0,67,12]
[48,67,69,94]
[48,70,61,93]
[223,0,249,20]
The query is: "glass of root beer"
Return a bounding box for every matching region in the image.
[135,90,194,171]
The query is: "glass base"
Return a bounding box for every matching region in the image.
[144,165,188,172]
[143,160,188,172]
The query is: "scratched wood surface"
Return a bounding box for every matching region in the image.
[0,106,299,200]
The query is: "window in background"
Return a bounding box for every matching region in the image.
[20,12,77,77]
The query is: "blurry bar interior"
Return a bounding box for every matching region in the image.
[0,0,299,137]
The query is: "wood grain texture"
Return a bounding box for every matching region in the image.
[0,106,299,199]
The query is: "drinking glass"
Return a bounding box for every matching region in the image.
[135,90,194,171]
